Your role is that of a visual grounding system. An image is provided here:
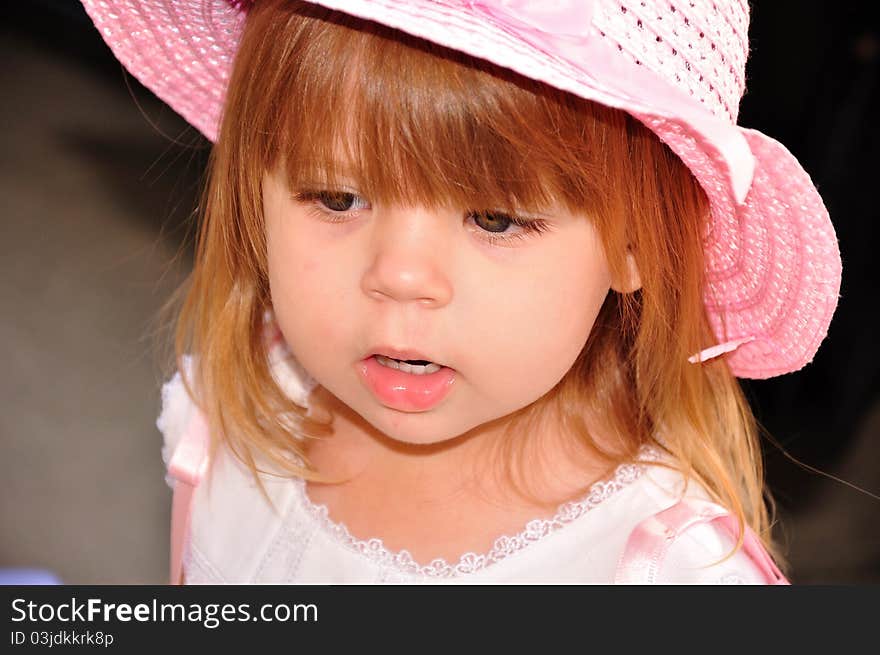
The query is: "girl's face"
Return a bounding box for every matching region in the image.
[263,165,630,447]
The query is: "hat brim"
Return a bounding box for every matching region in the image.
[80,0,842,379]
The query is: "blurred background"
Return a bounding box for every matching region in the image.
[1,1,878,584]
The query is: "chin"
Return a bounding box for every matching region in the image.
[366,405,471,446]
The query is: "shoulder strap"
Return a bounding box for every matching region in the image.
[167,409,210,585]
[614,497,789,584]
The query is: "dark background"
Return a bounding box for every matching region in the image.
[2,1,878,583]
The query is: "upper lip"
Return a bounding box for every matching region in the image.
[367,345,445,366]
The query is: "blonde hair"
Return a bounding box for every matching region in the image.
[172,0,786,572]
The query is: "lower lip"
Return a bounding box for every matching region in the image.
[358,356,456,411]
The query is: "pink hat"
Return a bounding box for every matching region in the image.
[79,0,842,379]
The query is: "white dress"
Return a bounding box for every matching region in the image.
[157,347,774,585]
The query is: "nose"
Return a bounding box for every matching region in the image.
[361,206,454,307]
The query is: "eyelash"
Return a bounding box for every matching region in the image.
[293,190,552,247]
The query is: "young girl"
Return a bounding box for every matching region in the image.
[81,0,841,584]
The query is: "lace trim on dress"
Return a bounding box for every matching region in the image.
[291,444,662,579]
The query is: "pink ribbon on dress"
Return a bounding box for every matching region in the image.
[615,497,789,584]
[167,409,210,585]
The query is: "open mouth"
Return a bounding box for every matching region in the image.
[359,354,457,411]
[373,355,443,375]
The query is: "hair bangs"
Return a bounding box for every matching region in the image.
[267,5,613,216]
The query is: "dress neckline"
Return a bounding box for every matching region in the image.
[290,444,661,579]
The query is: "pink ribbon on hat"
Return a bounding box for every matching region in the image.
[467,0,595,40]
[688,335,757,365]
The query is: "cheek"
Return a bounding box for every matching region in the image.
[466,230,610,400]
[263,172,352,364]
[540,224,611,328]
[266,227,349,357]
[540,247,611,341]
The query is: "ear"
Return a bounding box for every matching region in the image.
[610,248,642,294]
